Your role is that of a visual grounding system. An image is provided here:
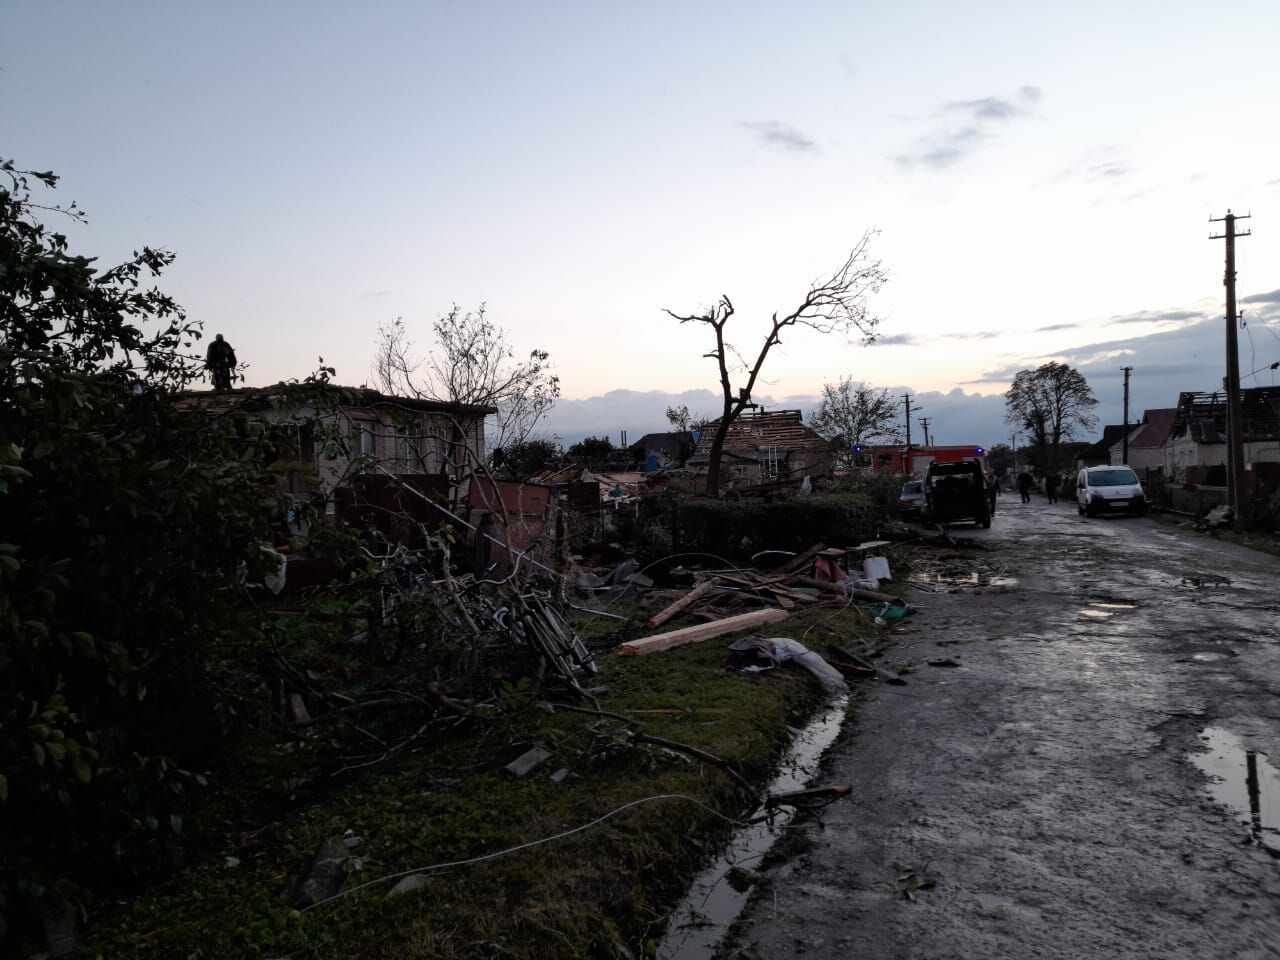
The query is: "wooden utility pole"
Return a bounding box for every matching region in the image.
[1209,210,1250,519]
[1121,366,1133,464]
[902,393,913,473]
[919,417,932,446]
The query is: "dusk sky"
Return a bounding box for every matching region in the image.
[6,1,1280,447]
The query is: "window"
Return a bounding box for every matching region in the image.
[351,419,378,457]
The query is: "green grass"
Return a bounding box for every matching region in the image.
[84,603,881,960]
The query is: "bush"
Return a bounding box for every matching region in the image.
[0,163,293,927]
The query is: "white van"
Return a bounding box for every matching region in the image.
[1076,465,1147,517]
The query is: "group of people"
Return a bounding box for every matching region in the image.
[984,467,1062,516]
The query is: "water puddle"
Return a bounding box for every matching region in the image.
[1078,599,1138,620]
[911,572,1021,594]
[657,695,849,960]
[1188,726,1280,856]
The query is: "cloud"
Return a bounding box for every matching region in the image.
[1033,322,1080,332]
[1086,161,1129,179]
[896,85,1039,171]
[943,330,1000,340]
[741,121,816,152]
[1244,288,1280,305]
[360,289,392,299]
[875,333,919,346]
[1107,308,1203,325]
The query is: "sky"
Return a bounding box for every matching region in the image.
[5,0,1280,448]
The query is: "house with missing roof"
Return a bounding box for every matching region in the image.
[1163,388,1280,484]
[686,410,835,487]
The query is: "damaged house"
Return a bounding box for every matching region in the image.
[177,383,496,515]
[1163,387,1280,486]
[687,410,835,488]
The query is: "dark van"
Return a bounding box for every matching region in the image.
[923,458,990,528]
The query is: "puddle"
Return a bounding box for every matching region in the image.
[1078,600,1138,620]
[1188,726,1280,856]
[657,695,849,960]
[911,572,1021,594]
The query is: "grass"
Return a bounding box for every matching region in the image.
[84,601,882,960]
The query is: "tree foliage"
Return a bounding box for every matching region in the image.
[0,162,293,921]
[1003,362,1098,472]
[665,233,886,497]
[808,377,900,454]
[664,404,709,432]
[489,438,561,480]
[373,306,560,458]
[565,436,615,465]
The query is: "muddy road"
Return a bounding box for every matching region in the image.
[732,497,1280,960]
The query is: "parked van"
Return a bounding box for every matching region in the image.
[1076,465,1147,517]
[924,458,990,528]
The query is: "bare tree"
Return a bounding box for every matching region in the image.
[374,305,560,456]
[1004,361,1098,472]
[808,377,900,461]
[665,233,886,497]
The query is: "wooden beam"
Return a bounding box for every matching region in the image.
[619,607,790,656]
[645,580,716,629]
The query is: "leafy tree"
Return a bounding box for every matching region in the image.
[985,442,1014,476]
[373,306,560,461]
[664,404,709,432]
[808,378,900,457]
[565,436,614,465]
[489,438,561,480]
[0,162,291,932]
[666,233,886,497]
[1004,362,1098,472]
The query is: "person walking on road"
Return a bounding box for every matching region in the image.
[1045,473,1060,504]
[1017,469,1034,504]
[985,468,1000,517]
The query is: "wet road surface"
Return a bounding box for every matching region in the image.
[730,497,1280,959]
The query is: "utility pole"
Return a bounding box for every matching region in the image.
[919,417,932,447]
[902,393,913,474]
[1011,433,1018,475]
[1121,366,1133,464]
[1209,210,1250,520]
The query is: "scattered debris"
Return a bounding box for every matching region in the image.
[387,873,431,898]
[289,840,351,907]
[1203,504,1235,529]
[505,745,554,778]
[1182,573,1231,588]
[726,635,848,691]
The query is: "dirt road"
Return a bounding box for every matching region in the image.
[731,497,1280,960]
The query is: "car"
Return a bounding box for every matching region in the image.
[897,479,924,517]
[923,458,990,528]
[1076,464,1147,517]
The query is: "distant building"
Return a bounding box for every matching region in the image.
[628,431,695,472]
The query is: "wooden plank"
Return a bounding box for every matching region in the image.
[785,574,902,605]
[780,542,826,575]
[645,581,716,629]
[618,608,790,657]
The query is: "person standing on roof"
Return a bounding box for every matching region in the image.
[205,333,237,391]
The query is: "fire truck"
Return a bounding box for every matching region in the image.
[854,444,988,477]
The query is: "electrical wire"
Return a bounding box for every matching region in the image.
[300,793,747,912]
